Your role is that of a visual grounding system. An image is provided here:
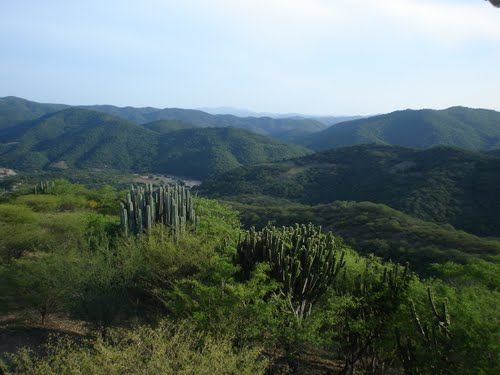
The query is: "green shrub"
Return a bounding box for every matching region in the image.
[3,321,267,375]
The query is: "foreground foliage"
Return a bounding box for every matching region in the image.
[2,322,266,375]
[0,180,498,374]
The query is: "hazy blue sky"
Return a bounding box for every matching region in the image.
[1,0,499,115]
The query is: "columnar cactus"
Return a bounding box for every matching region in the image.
[396,287,452,374]
[119,183,198,236]
[409,288,451,345]
[34,181,55,194]
[237,223,346,320]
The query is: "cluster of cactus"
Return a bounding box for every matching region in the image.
[337,260,410,299]
[333,260,412,374]
[396,287,452,374]
[237,223,345,320]
[410,288,451,345]
[34,181,55,194]
[119,184,198,236]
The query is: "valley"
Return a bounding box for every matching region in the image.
[0,96,499,374]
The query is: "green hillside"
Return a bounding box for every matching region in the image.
[86,105,327,141]
[304,107,500,151]
[201,144,500,236]
[223,196,500,275]
[0,96,68,130]
[0,108,158,171]
[155,127,310,179]
[142,119,199,133]
[0,97,327,141]
[0,108,309,178]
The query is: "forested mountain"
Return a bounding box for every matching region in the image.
[0,108,158,171]
[155,127,310,179]
[0,108,309,178]
[0,97,327,142]
[199,107,363,126]
[86,105,327,141]
[4,98,500,149]
[0,96,69,130]
[305,115,364,126]
[303,107,500,151]
[201,144,500,236]
[141,119,199,134]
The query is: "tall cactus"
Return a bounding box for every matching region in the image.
[409,288,451,347]
[237,223,346,321]
[332,259,412,374]
[34,180,55,195]
[396,287,452,374]
[119,183,198,236]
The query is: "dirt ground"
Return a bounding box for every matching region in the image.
[0,314,86,364]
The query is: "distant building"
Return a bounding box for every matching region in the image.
[0,168,17,178]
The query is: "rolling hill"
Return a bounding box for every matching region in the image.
[0,108,158,171]
[141,119,199,134]
[0,97,327,142]
[0,96,69,130]
[84,104,327,141]
[198,106,363,126]
[155,127,310,179]
[201,144,500,236]
[0,108,310,178]
[303,107,500,151]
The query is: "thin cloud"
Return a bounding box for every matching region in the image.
[365,0,500,45]
[202,0,500,47]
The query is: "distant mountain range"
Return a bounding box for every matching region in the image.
[0,97,327,142]
[0,107,309,179]
[2,97,500,152]
[201,144,500,237]
[198,106,364,126]
[301,107,500,151]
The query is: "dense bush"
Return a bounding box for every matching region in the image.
[2,322,267,375]
[0,180,498,374]
[223,196,500,276]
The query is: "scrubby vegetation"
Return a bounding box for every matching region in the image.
[202,144,500,236]
[3,322,267,375]
[0,180,498,374]
[223,196,500,275]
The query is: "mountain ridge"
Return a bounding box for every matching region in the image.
[0,97,327,142]
[302,106,500,151]
[0,107,310,178]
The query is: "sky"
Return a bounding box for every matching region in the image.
[1,0,499,115]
